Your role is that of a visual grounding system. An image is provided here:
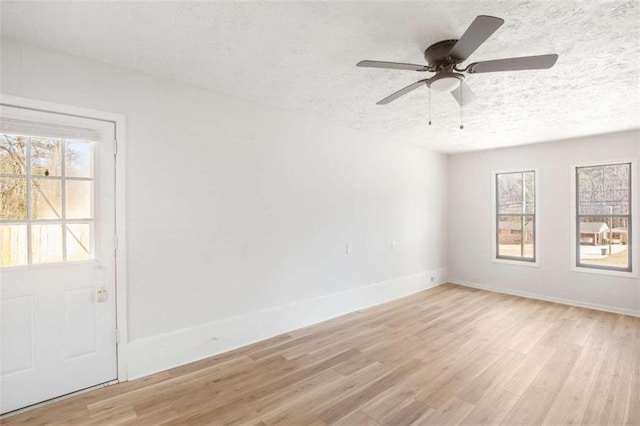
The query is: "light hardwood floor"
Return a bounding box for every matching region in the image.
[3,283,639,425]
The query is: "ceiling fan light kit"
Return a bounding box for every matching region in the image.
[357,15,559,127]
[428,72,463,92]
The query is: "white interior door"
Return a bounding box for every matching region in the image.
[0,105,117,415]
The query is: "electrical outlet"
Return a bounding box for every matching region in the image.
[430,276,435,282]
[346,243,351,254]
[391,240,396,251]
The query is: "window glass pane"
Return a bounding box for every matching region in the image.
[32,223,63,264]
[66,181,92,219]
[497,171,535,214]
[0,177,27,220]
[498,215,534,259]
[32,179,62,219]
[577,163,630,215]
[66,223,93,261]
[0,224,28,266]
[65,140,93,178]
[31,137,63,177]
[0,134,26,175]
[579,217,629,269]
[497,172,523,214]
[523,171,535,214]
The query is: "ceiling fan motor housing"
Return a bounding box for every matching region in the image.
[424,39,461,67]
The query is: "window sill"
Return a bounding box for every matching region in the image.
[493,258,539,268]
[570,266,637,278]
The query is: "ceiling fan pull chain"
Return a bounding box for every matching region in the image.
[428,86,432,126]
[459,85,464,130]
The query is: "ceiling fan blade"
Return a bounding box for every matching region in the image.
[357,60,428,72]
[468,54,559,73]
[448,15,504,62]
[450,81,477,106]
[376,80,428,105]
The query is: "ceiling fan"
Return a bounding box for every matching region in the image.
[357,15,558,107]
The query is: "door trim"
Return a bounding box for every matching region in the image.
[1,94,129,382]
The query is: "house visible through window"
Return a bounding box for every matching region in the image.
[576,162,631,272]
[0,134,95,267]
[496,170,536,262]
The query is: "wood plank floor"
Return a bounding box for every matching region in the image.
[3,283,639,425]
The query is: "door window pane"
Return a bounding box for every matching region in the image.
[31,179,63,219]
[1,133,97,267]
[66,181,92,219]
[65,141,93,178]
[66,223,92,261]
[31,137,62,177]
[0,224,28,266]
[0,135,26,175]
[32,224,63,264]
[0,177,27,220]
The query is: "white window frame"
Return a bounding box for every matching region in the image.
[491,168,540,267]
[1,94,129,381]
[570,158,638,278]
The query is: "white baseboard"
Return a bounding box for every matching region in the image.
[449,278,640,318]
[127,268,447,379]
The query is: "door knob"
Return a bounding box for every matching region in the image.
[97,288,108,303]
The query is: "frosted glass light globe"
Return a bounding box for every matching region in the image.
[429,75,461,92]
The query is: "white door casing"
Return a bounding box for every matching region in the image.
[0,102,119,414]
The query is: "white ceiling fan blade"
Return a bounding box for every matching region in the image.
[357,60,428,72]
[377,80,428,105]
[448,15,504,62]
[468,54,559,73]
[450,81,477,106]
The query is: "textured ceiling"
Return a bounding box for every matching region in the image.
[1,1,639,152]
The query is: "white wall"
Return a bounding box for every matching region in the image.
[1,39,448,378]
[448,131,640,315]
